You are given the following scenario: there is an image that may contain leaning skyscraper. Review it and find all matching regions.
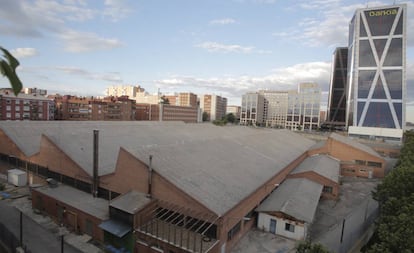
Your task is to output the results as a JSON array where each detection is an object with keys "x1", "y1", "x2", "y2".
[{"x1": 346, "y1": 4, "x2": 406, "y2": 140}]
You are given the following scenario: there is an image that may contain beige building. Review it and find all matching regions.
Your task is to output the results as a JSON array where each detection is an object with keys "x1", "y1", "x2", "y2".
[
  {"x1": 105, "y1": 85, "x2": 145, "y2": 98},
  {"x1": 199, "y1": 94, "x2": 227, "y2": 121},
  {"x1": 226, "y1": 105, "x2": 241, "y2": 120}
]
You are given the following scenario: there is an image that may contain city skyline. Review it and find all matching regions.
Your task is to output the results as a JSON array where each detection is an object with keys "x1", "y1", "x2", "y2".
[{"x1": 1, "y1": 0, "x2": 413, "y2": 122}]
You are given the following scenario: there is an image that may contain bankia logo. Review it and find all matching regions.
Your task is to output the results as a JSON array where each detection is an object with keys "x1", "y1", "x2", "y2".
[{"x1": 369, "y1": 8, "x2": 398, "y2": 17}]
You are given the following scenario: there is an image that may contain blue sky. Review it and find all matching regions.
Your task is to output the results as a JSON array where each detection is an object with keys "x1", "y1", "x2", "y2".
[{"x1": 1, "y1": 0, "x2": 414, "y2": 122}]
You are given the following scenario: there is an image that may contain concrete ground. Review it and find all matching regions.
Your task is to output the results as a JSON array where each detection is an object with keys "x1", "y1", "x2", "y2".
[{"x1": 231, "y1": 228, "x2": 296, "y2": 253}]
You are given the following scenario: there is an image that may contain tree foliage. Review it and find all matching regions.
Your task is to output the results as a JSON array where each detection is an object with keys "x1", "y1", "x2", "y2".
[
  {"x1": 225, "y1": 113, "x2": 236, "y2": 123},
  {"x1": 295, "y1": 240, "x2": 330, "y2": 253},
  {"x1": 366, "y1": 130, "x2": 414, "y2": 252},
  {"x1": 0, "y1": 47, "x2": 22, "y2": 96}
]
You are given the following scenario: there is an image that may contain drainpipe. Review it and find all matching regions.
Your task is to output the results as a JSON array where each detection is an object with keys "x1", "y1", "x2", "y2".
[
  {"x1": 148, "y1": 155, "x2": 153, "y2": 198},
  {"x1": 93, "y1": 130, "x2": 99, "y2": 198}
]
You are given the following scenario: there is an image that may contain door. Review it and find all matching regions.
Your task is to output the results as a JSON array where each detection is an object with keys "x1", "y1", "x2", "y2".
[{"x1": 270, "y1": 219, "x2": 277, "y2": 234}]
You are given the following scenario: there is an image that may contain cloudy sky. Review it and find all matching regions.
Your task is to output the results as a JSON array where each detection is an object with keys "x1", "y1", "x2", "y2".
[{"x1": 1, "y1": 0, "x2": 413, "y2": 121}]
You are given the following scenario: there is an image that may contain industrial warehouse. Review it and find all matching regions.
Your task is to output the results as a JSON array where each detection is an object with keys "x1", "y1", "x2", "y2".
[{"x1": 0, "y1": 121, "x2": 391, "y2": 253}]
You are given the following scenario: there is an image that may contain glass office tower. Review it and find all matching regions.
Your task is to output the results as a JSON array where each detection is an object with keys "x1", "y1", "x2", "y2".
[{"x1": 346, "y1": 4, "x2": 406, "y2": 140}]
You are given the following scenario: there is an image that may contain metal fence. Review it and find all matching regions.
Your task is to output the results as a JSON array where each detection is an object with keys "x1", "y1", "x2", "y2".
[{"x1": 314, "y1": 198, "x2": 379, "y2": 253}]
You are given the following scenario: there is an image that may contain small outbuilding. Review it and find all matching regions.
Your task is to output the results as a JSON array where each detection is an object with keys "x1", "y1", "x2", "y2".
[
  {"x1": 8, "y1": 168, "x2": 27, "y2": 187},
  {"x1": 256, "y1": 178, "x2": 322, "y2": 240}
]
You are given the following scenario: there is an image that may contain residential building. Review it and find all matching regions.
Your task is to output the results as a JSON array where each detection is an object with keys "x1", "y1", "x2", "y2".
[
  {"x1": 106, "y1": 85, "x2": 144, "y2": 98},
  {"x1": 0, "y1": 90, "x2": 54, "y2": 120},
  {"x1": 346, "y1": 4, "x2": 406, "y2": 140},
  {"x1": 199, "y1": 94, "x2": 227, "y2": 121},
  {"x1": 53, "y1": 95, "x2": 136, "y2": 121},
  {"x1": 22, "y1": 87, "x2": 48, "y2": 96},
  {"x1": 327, "y1": 47, "x2": 348, "y2": 128}
]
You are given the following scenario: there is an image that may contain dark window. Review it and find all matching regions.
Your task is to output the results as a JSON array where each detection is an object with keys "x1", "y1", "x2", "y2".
[
  {"x1": 394, "y1": 12, "x2": 403, "y2": 35},
  {"x1": 38, "y1": 166, "x2": 48, "y2": 177},
  {"x1": 227, "y1": 221, "x2": 241, "y2": 241},
  {"x1": 367, "y1": 161, "x2": 382, "y2": 168},
  {"x1": 357, "y1": 102, "x2": 365, "y2": 125},
  {"x1": 323, "y1": 186, "x2": 333, "y2": 193},
  {"x1": 363, "y1": 102, "x2": 395, "y2": 128},
  {"x1": 383, "y1": 38, "x2": 402, "y2": 66},
  {"x1": 372, "y1": 79, "x2": 387, "y2": 99},
  {"x1": 384, "y1": 70, "x2": 402, "y2": 99},
  {"x1": 285, "y1": 223, "x2": 295, "y2": 233},
  {"x1": 373, "y1": 39, "x2": 387, "y2": 60},
  {"x1": 358, "y1": 71, "x2": 376, "y2": 98},
  {"x1": 356, "y1": 160, "x2": 366, "y2": 165},
  {"x1": 393, "y1": 103, "x2": 403, "y2": 127},
  {"x1": 359, "y1": 40, "x2": 376, "y2": 67}
]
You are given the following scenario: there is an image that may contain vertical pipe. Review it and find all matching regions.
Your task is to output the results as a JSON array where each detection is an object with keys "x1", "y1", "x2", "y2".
[
  {"x1": 148, "y1": 155, "x2": 153, "y2": 198},
  {"x1": 61, "y1": 235, "x2": 64, "y2": 253},
  {"x1": 93, "y1": 130, "x2": 99, "y2": 198},
  {"x1": 19, "y1": 211, "x2": 23, "y2": 246}
]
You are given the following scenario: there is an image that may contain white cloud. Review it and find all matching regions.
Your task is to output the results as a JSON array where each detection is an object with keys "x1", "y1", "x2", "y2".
[
  {"x1": 209, "y1": 18, "x2": 236, "y2": 25},
  {"x1": 55, "y1": 66, "x2": 123, "y2": 82},
  {"x1": 10, "y1": 48, "x2": 37, "y2": 58},
  {"x1": 103, "y1": 0, "x2": 132, "y2": 22},
  {"x1": 196, "y1": 41, "x2": 254, "y2": 53},
  {"x1": 154, "y1": 61, "x2": 332, "y2": 100},
  {"x1": 59, "y1": 30, "x2": 123, "y2": 52}
]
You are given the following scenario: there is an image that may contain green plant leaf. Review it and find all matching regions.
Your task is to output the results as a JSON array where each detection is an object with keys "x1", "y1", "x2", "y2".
[{"x1": 0, "y1": 47, "x2": 23, "y2": 96}]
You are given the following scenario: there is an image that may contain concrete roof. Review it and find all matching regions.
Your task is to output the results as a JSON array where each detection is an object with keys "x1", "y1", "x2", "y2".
[
  {"x1": 329, "y1": 133, "x2": 382, "y2": 158},
  {"x1": 0, "y1": 121, "x2": 316, "y2": 216},
  {"x1": 291, "y1": 155, "x2": 340, "y2": 183},
  {"x1": 256, "y1": 178, "x2": 322, "y2": 223},
  {"x1": 34, "y1": 184, "x2": 109, "y2": 220},
  {"x1": 110, "y1": 191, "x2": 152, "y2": 214}
]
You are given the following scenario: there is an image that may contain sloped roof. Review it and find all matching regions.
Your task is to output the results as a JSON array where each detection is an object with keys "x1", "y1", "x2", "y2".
[
  {"x1": 291, "y1": 155, "x2": 340, "y2": 183},
  {"x1": 0, "y1": 121, "x2": 315, "y2": 216},
  {"x1": 256, "y1": 178, "x2": 322, "y2": 223},
  {"x1": 110, "y1": 191, "x2": 152, "y2": 214},
  {"x1": 35, "y1": 184, "x2": 109, "y2": 220},
  {"x1": 329, "y1": 133, "x2": 382, "y2": 158}
]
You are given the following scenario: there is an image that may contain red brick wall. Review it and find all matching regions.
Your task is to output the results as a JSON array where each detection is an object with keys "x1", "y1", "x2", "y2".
[{"x1": 287, "y1": 171, "x2": 339, "y2": 199}]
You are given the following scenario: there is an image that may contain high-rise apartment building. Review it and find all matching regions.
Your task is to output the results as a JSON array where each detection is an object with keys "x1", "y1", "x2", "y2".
[
  {"x1": 346, "y1": 4, "x2": 406, "y2": 140},
  {"x1": 327, "y1": 47, "x2": 348, "y2": 127},
  {"x1": 199, "y1": 94, "x2": 227, "y2": 121}
]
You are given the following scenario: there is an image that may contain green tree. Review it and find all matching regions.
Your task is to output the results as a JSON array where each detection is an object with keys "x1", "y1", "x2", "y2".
[
  {"x1": 1, "y1": 47, "x2": 22, "y2": 96},
  {"x1": 225, "y1": 113, "x2": 236, "y2": 123},
  {"x1": 366, "y1": 130, "x2": 414, "y2": 252},
  {"x1": 202, "y1": 112, "x2": 209, "y2": 122},
  {"x1": 295, "y1": 240, "x2": 330, "y2": 253}
]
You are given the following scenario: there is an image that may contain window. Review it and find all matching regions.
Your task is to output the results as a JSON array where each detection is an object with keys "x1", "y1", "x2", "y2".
[
  {"x1": 6, "y1": 105, "x2": 11, "y2": 111},
  {"x1": 227, "y1": 221, "x2": 241, "y2": 241},
  {"x1": 367, "y1": 161, "x2": 382, "y2": 168},
  {"x1": 6, "y1": 99, "x2": 11, "y2": 104},
  {"x1": 355, "y1": 160, "x2": 365, "y2": 165},
  {"x1": 323, "y1": 186, "x2": 333, "y2": 193},
  {"x1": 285, "y1": 223, "x2": 295, "y2": 233}
]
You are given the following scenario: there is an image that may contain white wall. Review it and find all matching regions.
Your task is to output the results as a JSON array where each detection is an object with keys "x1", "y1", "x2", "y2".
[{"x1": 257, "y1": 212, "x2": 306, "y2": 241}]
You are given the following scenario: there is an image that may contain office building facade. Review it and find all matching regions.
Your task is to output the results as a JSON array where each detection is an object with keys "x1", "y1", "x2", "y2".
[
  {"x1": 200, "y1": 95, "x2": 227, "y2": 121},
  {"x1": 327, "y1": 47, "x2": 348, "y2": 127},
  {"x1": 346, "y1": 4, "x2": 406, "y2": 140}
]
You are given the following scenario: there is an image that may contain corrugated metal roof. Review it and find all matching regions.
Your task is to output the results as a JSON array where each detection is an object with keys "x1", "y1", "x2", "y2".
[
  {"x1": 99, "y1": 219, "x2": 131, "y2": 238},
  {"x1": 256, "y1": 178, "x2": 322, "y2": 223},
  {"x1": 291, "y1": 155, "x2": 340, "y2": 183},
  {"x1": 34, "y1": 184, "x2": 109, "y2": 220},
  {"x1": 329, "y1": 133, "x2": 382, "y2": 158},
  {"x1": 0, "y1": 121, "x2": 316, "y2": 216},
  {"x1": 110, "y1": 191, "x2": 152, "y2": 214}
]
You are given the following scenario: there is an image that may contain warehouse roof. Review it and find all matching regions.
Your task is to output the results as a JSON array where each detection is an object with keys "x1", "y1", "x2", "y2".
[
  {"x1": 34, "y1": 184, "x2": 109, "y2": 220},
  {"x1": 256, "y1": 178, "x2": 322, "y2": 223},
  {"x1": 0, "y1": 121, "x2": 316, "y2": 216},
  {"x1": 291, "y1": 155, "x2": 340, "y2": 183},
  {"x1": 110, "y1": 191, "x2": 152, "y2": 214},
  {"x1": 329, "y1": 133, "x2": 382, "y2": 158}
]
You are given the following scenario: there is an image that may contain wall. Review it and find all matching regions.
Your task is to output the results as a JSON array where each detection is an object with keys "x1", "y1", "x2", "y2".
[
  {"x1": 287, "y1": 171, "x2": 339, "y2": 199},
  {"x1": 257, "y1": 212, "x2": 306, "y2": 240},
  {"x1": 31, "y1": 189, "x2": 105, "y2": 242}
]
